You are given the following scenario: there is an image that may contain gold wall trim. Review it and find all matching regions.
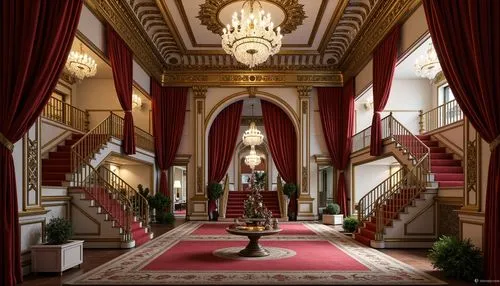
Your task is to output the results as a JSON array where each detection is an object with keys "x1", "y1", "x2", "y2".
[
  {"x1": 340, "y1": 0, "x2": 422, "y2": 80},
  {"x1": 164, "y1": 71, "x2": 342, "y2": 87},
  {"x1": 435, "y1": 196, "x2": 463, "y2": 206},
  {"x1": 42, "y1": 196, "x2": 72, "y2": 202},
  {"x1": 18, "y1": 209, "x2": 49, "y2": 217}
]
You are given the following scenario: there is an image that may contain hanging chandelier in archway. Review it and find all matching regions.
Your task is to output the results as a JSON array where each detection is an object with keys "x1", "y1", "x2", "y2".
[
  {"x1": 244, "y1": 145, "x2": 261, "y2": 169},
  {"x1": 242, "y1": 104, "x2": 264, "y2": 146}
]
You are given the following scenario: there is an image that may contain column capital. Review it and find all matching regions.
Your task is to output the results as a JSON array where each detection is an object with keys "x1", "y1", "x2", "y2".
[
  {"x1": 192, "y1": 86, "x2": 208, "y2": 98},
  {"x1": 296, "y1": 86, "x2": 312, "y2": 98}
]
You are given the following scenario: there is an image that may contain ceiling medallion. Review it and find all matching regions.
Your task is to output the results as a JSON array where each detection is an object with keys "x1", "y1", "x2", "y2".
[{"x1": 198, "y1": 0, "x2": 306, "y2": 35}]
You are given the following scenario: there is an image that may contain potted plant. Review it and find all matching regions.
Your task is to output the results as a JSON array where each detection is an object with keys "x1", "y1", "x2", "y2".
[
  {"x1": 322, "y1": 203, "x2": 343, "y2": 225},
  {"x1": 283, "y1": 183, "x2": 297, "y2": 221},
  {"x1": 148, "y1": 192, "x2": 173, "y2": 224},
  {"x1": 342, "y1": 216, "x2": 359, "y2": 234},
  {"x1": 207, "y1": 182, "x2": 223, "y2": 221},
  {"x1": 31, "y1": 217, "x2": 83, "y2": 274},
  {"x1": 428, "y1": 235, "x2": 483, "y2": 282}
]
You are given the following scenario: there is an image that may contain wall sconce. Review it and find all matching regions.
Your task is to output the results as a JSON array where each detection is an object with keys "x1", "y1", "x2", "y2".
[
  {"x1": 132, "y1": 93, "x2": 143, "y2": 110},
  {"x1": 363, "y1": 97, "x2": 374, "y2": 111}
]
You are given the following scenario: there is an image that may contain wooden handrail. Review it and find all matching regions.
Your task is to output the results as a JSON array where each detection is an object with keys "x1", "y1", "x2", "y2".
[
  {"x1": 42, "y1": 96, "x2": 88, "y2": 132},
  {"x1": 420, "y1": 99, "x2": 463, "y2": 133}
]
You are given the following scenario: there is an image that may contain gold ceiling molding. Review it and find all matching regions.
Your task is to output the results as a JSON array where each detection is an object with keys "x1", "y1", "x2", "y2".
[
  {"x1": 339, "y1": 0, "x2": 421, "y2": 79},
  {"x1": 163, "y1": 71, "x2": 342, "y2": 87},
  {"x1": 85, "y1": 0, "x2": 166, "y2": 82},
  {"x1": 197, "y1": 0, "x2": 306, "y2": 35},
  {"x1": 322, "y1": 0, "x2": 378, "y2": 65}
]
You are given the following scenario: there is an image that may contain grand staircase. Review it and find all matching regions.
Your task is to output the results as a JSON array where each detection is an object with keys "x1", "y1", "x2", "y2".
[
  {"x1": 417, "y1": 134, "x2": 464, "y2": 188},
  {"x1": 42, "y1": 113, "x2": 153, "y2": 248},
  {"x1": 353, "y1": 115, "x2": 440, "y2": 248},
  {"x1": 226, "y1": 191, "x2": 281, "y2": 218}
]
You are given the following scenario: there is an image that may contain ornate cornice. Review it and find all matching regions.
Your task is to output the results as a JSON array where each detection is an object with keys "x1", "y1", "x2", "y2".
[
  {"x1": 339, "y1": 0, "x2": 421, "y2": 79},
  {"x1": 192, "y1": 86, "x2": 208, "y2": 98},
  {"x1": 197, "y1": 0, "x2": 306, "y2": 35},
  {"x1": 85, "y1": 0, "x2": 168, "y2": 82},
  {"x1": 164, "y1": 71, "x2": 342, "y2": 87},
  {"x1": 297, "y1": 86, "x2": 312, "y2": 97}
]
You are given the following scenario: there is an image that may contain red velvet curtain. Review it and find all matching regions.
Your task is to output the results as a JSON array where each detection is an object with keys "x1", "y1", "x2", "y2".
[
  {"x1": 370, "y1": 26, "x2": 400, "y2": 156},
  {"x1": 208, "y1": 101, "x2": 243, "y2": 183},
  {"x1": 0, "y1": 1, "x2": 82, "y2": 284},
  {"x1": 151, "y1": 81, "x2": 188, "y2": 196},
  {"x1": 317, "y1": 79, "x2": 355, "y2": 216},
  {"x1": 261, "y1": 100, "x2": 297, "y2": 217},
  {"x1": 107, "y1": 26, "x2": 135, "y2": 155},
  {"x1": 423, "y1": 0, "x2": 500, "y2": 280}
]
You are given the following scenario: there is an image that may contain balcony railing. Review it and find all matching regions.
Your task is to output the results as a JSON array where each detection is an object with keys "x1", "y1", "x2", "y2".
[
  {"x1": 42, "y1": 96, "x2": 88, "y2": 132},
  {"x1": 352, "y1": 115, "x2": 391, "y2": 152},
  {"x1": 420, "y1": 99, "x2": 463, "y2": 133}
]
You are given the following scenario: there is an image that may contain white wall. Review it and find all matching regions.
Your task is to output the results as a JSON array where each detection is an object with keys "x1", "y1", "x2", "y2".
[
  {"x1": 355, "y1": 79, "x2": 432, "y2": 133},
  {"x1": 110, "y1": 164, "x2": 153, "y2": 191},
  {"x1": 353, "y1": 164, "x2": 391, "y2": 204}
]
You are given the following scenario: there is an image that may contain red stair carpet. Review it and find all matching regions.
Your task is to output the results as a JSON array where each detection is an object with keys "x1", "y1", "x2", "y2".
[
  {"x1": 226, "y1": 191, "x2": 281, "y2": 218},
  {"x1": 42, "y1": 133, "x2": 84, "y2": 186},
  {"x1": 417, "y1": 135, "x2": 464, "y2": 188},
  {"x1": 80, "y1": 187, "x2": 151, "y2": 247}
]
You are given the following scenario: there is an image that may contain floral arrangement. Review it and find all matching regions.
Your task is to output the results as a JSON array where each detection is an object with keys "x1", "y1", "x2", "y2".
[{"x1": 243, "y1": 172, "x2": 272, "y2": 228}]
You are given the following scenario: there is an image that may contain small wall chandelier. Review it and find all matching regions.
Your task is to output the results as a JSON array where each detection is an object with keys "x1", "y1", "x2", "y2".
[
  {"x1": 221, "y1": 0, "x2": 283, "y2": 68},
  {"x1": 414, "y1": 41, "x2": 442, "y2": 80},
  {"x1": 242, "y1": 104, "x2": 264, "y2": 146},
  {"x1": 65, "y1": 43, "x2": 97, "y2": 80},
  {"x1": 132, "y1": 93, "x2": 142, "y2": 109},
  {"x1": 244, "y1": 145, "x2": 261, "y2": 169}
]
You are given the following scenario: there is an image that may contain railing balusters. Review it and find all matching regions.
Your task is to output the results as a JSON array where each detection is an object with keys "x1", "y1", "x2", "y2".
[{"x1": 419, "y1": 99, "x2": 463, "y2": 133}]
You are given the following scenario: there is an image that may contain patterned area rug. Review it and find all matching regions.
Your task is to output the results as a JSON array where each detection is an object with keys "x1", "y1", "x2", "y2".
[{"x1": 65, "y1": 222, "x2": 445, "y2": 285}]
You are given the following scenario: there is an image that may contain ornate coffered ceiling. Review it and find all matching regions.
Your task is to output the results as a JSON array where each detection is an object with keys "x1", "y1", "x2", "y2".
[{"x1": 85, "y1": 0, "x2": 420, "y2": 86}]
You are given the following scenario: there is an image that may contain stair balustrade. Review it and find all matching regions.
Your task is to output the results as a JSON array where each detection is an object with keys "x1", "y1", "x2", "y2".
[
  {"x1": 42, "y1": 96, "x2": 88, "y2": 132},
  {"x1": 419, "y1": 99, "x2": 463, "y2": 133},
  {"x1": 356, "y1": 115, "x2": 430, "y2": 242},
  {"x1": 220, "y1": 175, "x2": 230, "y2": 218},
  {"x1": 276, "y1": 175, "x2": 287, "y2": 219},
  {"x1": 352, "y1": 115, "x2": 391, "y2": 152}
]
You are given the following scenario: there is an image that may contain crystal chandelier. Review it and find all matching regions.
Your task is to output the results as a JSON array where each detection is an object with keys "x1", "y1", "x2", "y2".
[
  {"x1": 132, "y1": 93, "x2": 142, "y2": 109},
  {"x1": 414, "y1": 41, "x2": 442, "y2": 80},
  {"x1": 221, "y1": 0, "x2": 283, "y2": 68},
  {"x1": 65, "y1": 44, "x2": 97, "y2": 80},
  {"x1": 244, "y1": 145, "x2": 261, "y2": 169},
  {"x1": 242, "y1": 104, "x2": 264, "y2": 146}
]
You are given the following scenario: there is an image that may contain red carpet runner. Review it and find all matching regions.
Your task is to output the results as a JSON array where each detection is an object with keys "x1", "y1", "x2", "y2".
[
  {"x1": 66, "y1": 222, "x2": 444, "y2": 285},
  {"x1": 226, "y1": 191, "x2": 281, "y2": 218}
]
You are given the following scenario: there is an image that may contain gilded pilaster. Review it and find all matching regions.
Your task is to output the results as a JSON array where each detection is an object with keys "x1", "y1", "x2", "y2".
[
  {"x1": 190, "y1": 86, "x2": 209, "y2": 220},
  {"x1": 296, "y1": 86, "x2": 315, "y2": 220},
  {"x1": 462, "y1": 118, "x2": 481, "y2": 211}
]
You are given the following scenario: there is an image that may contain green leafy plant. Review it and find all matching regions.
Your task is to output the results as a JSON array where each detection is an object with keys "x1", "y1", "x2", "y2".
[
  {"x1": 207, "y1": 182, "x2": 224, "y2": 201},
  {"x1": 428, "y1": 236, "x2": 483, "y2": 281},
  {"x1": 46, "y1": 217, "x2": 73, "y2": 245},
  {"x1": 254, "y1": 172, "x2": 267, "y2": 190},
  {"x1": 342, "y1": 216, "x2": 359, "y2": 233},
  {"x1": 156, "y1": 212, "x2": 175, "y2": 225},
  {"x1": 324, "y1": 203, "x2": 341, "y2": 215},
  {"x1": 137, "y1": 184, "x2": 150, "y2": 198},
  {"x1": 282, "y1": 183, "x2": 297, "y2": 197},
  {"x1": 148, "y1": 192, "x2": 170, "y2": 212}
]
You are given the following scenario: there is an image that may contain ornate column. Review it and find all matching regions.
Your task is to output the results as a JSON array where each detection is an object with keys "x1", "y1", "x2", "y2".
[
  {"x1": 190, "y1": 86, "x2": 209, "y2": 220},
  {"x1": 296, "y1": 86, "x2": 315, "y2": 220},
  {"x1": 458, "y1": 118, "x2": 484, "y2": 249}
]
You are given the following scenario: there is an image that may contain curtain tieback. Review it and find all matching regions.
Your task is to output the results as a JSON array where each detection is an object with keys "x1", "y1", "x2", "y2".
[
  {"x1": 0, "y1": 132, "x2": 14, "y2": 152},
  {"x1": 490, "y1": 134, "x2": 500, "y2": 152},
  {"x1": 125, "y1": 110, "x2": 132, "y2": 113},
  {"x1": 339, "y1": 170, "x2": 344, "y2": 173}
]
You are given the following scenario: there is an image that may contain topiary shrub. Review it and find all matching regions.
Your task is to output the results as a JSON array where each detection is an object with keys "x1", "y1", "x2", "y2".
[
  {"x1": 428, "y1": 236, "x2": 483, "y2": 282},
  {"x1": 342, "y1": 216, "x2": 359, "y2": 233},
  {"x1": 46, "y1": 217, "x2": 73, "y2": 245},
  {"x1": 324, "y1": 203, "x2": 341, "y2": 215},
  {"x1": 207, "y1": 182, "x2": 224, "y2": 201},
  {"x1": 282, "y1": 183, "x2": 297, "y2": 198},
  {"x1": 156, "y1": 212, "x2": 175, "y2": 225}
]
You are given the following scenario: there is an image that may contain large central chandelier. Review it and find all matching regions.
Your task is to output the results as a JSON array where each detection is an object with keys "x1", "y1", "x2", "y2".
[
  {"x1": 221, "y1": 0, "x2": 283, "y2": 68},
  {"x1": 242, "y1": 104, "x2": 264, "y2": 146},
  {"x1": 65, "y1": 44, "x2": 97, "y2": 80},
  {"x1": 244, "y1": 145, "x2": 261, "y2": 169},
  {"x1": 414, "y1": 41, "x2": 442, "y2": 80}
]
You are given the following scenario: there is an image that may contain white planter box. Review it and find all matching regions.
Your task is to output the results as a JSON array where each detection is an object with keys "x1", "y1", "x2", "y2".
[
  {"x1": 322, "y1": 214, "x2": 344, "y2": 225},
  {"x1": 31, "y1": 240, "x2": 83, "y2": 274}
]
